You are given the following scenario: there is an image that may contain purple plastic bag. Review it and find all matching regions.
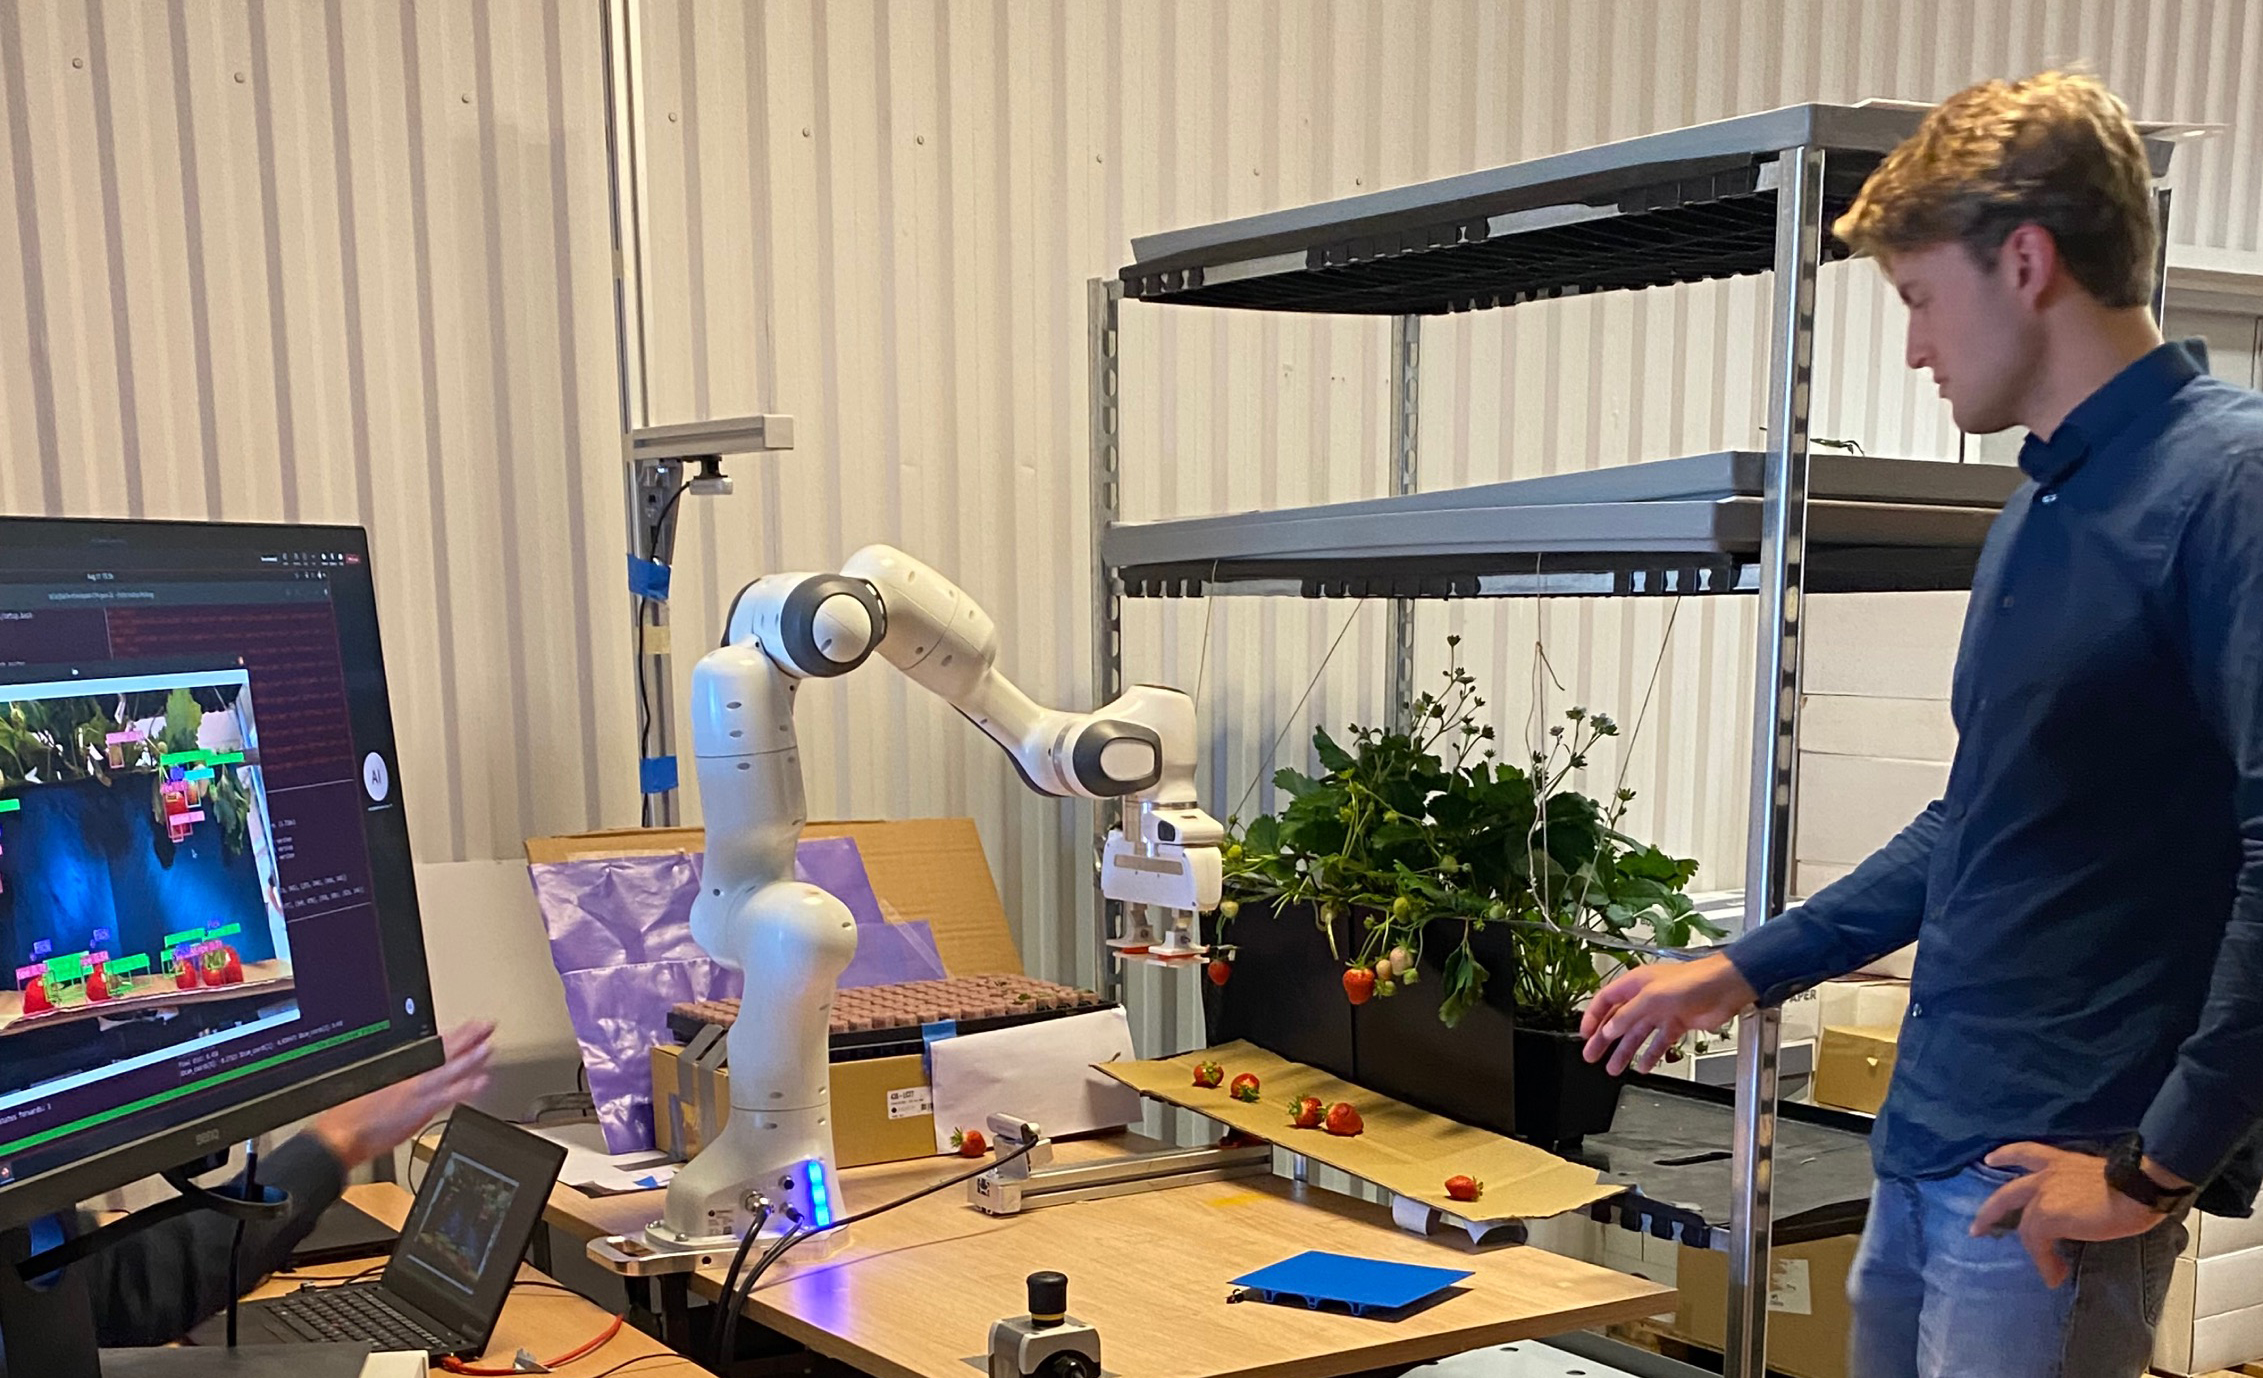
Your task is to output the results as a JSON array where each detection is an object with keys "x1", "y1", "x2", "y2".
[{"x1": 529, "y1": 836, "x2": 948, "y2": 1151}]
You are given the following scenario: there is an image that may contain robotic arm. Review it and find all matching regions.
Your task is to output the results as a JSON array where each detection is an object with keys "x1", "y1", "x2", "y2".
[{"x1": 653, "y1": 545, "x2": 1219, "y2": 1246}]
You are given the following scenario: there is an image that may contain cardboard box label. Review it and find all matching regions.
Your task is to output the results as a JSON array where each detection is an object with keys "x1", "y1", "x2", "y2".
[
  {"x1": 1770, "y1": 1257, "x2": 1814, "y2": 1316},
  {"x1": 887, "y1": 1086, "x2": 934, "y2": 1120}
]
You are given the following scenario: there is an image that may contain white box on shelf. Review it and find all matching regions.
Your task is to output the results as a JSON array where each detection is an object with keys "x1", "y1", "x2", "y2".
[
  {"x1": 2157, "y1": 1243, "x2": 2263, "y2": 1373},
  {"x1": 2188, "y1": 1210, "x2": 2263, "y2": 1261}
]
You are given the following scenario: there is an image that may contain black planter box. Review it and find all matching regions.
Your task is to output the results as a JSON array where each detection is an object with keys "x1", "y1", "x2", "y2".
[
  {"x1": 1350, "y1": 920, "x2": 1521, "y2": 1138},
  {"x1": 1205, "y1": 902, "x2": 1634, "y2": 1149},
  {"x1": 1201, "y1": 901, "x2": 1357, "y2": 1084},
  {"x1": 1513, "y1": 1025, "x2": 1628, "y2": 1153}
]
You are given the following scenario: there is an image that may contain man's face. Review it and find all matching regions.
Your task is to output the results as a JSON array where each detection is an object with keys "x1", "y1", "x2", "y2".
[{"x1": 1885, "y1": 239, "x2": 2043, "y2": 435}]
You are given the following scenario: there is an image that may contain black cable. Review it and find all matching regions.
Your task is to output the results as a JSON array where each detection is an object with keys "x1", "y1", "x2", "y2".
[
  {"x1": 583, "y1": 1355, "x2": 682, "y2": 1378},
  {"x1": 704, "y1": 1202, "x2": 772, "y2": 1367},
  {"x1": 224, "y1": 1141, "x2": 260, "y2": 1348},
  {"x1": 634, "y1": 479, "x2": 694, "y2": 828},
  {"x1": 711, "y1": 1140, "x2": 1039, "y2": 1366},
  {"x1": 407, "y1": 1115, "x2": 452, "y2": 1195}
]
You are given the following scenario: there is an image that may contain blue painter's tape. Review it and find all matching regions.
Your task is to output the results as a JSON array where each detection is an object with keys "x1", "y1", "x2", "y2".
[
  {"x1": 639, "y1": 755, "x2": 679, "y2": 794},
  {"x1": 921, "y1": 1019, "x2": 958, "y2": 1079},
  {"x1": 628, "y1": 554, "x2": 672, "y2": 601}
]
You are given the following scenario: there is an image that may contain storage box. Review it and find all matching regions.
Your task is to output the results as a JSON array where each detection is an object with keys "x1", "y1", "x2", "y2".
[
  {"x1": 2156, "y1": 1243, "x2": 2263, "y2": 1374},
  {"x1": 1816, "y1": 978, "x2": 1909, "y2": 1034},
  {"x1": 2187, "y1": 1211, "x2": 2263, "y2": 1262},
  {"x1": 652, "y1": 1042, "x2": 938, "y2": 1169},
  {"x1": 1814, "y1": 1025, "x2": 1900, "y2": 1116},
  {"x1": 1676, "y1": 1233, "x2": 1858, "y2": 1378}
]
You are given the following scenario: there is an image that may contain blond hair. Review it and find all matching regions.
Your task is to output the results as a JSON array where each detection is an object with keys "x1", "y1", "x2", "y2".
[{"x1": 1834, "y1": 71, "x2": 2158, "y2": 309}]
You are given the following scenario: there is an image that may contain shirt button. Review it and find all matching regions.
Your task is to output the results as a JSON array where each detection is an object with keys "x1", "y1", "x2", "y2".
[
  {"x1": 2000, "y1": 595, "x2": 2015, "y2": 610},
  {"x1": 2040, "y1": 492, "x2": 2059, "y2": 505},
  {"x1": 1909, "y1": 1002, "x2": 1922, "y2": 1018}
]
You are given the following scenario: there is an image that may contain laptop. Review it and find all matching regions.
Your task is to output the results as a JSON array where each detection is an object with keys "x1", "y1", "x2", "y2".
[{"x1": 206, "y1": 1107, "x2": 567, "y2": 1359}]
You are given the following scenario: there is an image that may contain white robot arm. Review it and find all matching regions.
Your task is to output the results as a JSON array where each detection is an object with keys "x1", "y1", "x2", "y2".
[{"x1": 653, "y1": 545, "x2": 1220, "y2": 1246}]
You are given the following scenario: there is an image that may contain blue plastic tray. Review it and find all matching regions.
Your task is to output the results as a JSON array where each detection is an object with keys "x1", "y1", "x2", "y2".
[{"x1": 1229, "y1": 1251, "x2": 1474, "y2": 1318}]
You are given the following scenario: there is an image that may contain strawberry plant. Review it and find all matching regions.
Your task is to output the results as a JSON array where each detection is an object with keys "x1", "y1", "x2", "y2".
[{"x1": 1217, "y1": 638, "x2": 1722, "y2": 1033}]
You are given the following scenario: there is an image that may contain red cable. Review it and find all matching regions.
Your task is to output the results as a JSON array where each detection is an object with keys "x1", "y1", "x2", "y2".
[{"x1": 439, "y1": 1311, "x2": 626, "y2": 1375}]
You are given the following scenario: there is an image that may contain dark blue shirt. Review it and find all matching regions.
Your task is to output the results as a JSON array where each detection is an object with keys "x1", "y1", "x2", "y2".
[{"x1": 1729, "y1": 340, "x2": 2263, "y2": 1208}]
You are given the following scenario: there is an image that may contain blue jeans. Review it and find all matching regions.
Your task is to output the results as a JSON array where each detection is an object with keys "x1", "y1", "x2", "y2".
[{"x1": 1848, "y1": 1163, "x2": 2186, "y2": 1378}]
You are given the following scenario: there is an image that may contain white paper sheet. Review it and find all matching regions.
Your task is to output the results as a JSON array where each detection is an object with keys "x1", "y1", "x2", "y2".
[
  {"x1": 927, "y1": 1007, "x2": 1144, "y2": 1152},
  {"x1": 532, "y1": 1120, "x2": 679, "y2": 1195}
]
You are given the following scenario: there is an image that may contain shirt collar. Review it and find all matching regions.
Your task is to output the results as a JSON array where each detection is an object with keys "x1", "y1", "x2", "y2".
[{"x1": 2017, "y1": 338, "x2": 2210, "y2": 486}]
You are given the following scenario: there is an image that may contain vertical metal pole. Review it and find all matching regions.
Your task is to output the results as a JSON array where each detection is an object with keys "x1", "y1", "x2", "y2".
[
  {"x1": 1386, "y1": 316, "x2": 1421, "y2": 733},
  {"x1": 2149, "y1": 186, "x2": 2173, "y2": 327},
  {"x1": 603, "y1": 0, "x2": 678, "y2": 824},
  {"x1": 1089, "y1": 277, "x2": 1127, "y2": 1000},
  {"x1": 1727, "y1": 143, "x2": 1824, "y2": 1378}
]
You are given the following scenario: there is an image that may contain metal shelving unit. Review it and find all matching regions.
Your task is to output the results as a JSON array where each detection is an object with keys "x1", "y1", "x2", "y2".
[{"x1": 1089, "y1": 101, "x2": 2181, "y2": 1378}]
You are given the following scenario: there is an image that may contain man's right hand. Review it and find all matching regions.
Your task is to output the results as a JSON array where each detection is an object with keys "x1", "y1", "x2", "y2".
[{"x1": 1580, "y1": 953, "x2": 1759, "y2": 1075}]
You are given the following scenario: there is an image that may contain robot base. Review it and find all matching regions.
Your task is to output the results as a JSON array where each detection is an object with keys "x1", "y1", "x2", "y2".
[{"x1": 586, "y1": 1219, "x2": 851, "y2": 1279}]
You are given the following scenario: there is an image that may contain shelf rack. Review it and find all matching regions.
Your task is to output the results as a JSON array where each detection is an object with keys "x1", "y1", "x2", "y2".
[{"x1": 1087, "y1": 101, "x2": 2181, "y2": 1378}]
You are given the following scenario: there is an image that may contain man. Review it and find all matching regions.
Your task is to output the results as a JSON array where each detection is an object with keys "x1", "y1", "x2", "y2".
[
  {"x1": 1, "y1": 1020, "x2": 495, "y2": 1367},
  {"x1": 1580, "y1": 72, "x2": 2263, "y2": 1378}
]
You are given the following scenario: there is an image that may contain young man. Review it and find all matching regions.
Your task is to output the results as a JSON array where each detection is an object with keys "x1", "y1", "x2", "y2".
[{"x1": 1580, "y1": 72, "x2": 2263, "y2": 1378}]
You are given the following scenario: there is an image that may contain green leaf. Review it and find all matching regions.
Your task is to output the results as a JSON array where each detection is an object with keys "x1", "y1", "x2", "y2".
[
  {"x1": 1273, "y1": 767, "x2": 1322, "y2": 799},
  {"x1": 1313, "y1": 727, "x2": 1356, "y2": 775}
]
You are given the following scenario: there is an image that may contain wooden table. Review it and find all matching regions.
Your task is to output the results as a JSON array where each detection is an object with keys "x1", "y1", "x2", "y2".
[
  {"x1": 470, "y1": 1134, "x2": 1671, "y2": 1378},
  {"x1": 249, "y1": 1183, "x2": 711, "y2": 1378}
]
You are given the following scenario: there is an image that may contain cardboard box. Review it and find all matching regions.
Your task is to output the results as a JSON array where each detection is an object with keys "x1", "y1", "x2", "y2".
[
  {"x1": 525, "y1": 816, "x2": 1025, "y2": 977},
  {"x1": 1794, "y1": 755, "x2": 1949, "y2": 868},
  {"x1": 652, "y1": 1042, "x2": 937, "y2": 1169},
  {"x1": 2189, "y1": 1211, "x2": 2263, "y2": 1262},
  {"x1": 1801, "y1": 592, "x2": 1964, "y2": 700},
  {"x1": 1814, "y1": 1025, "x2": 1900, "y2": 1116},
  {"x1": 529, "y1": 817, "x2": 1025, "y2": 1170},
  {"x1": 2157, "y1": 1244, "x2": 2263, "y2": 1374},
  {"x1": 1816, "y1": 979, "x2": 1909, "y2": 1035},
  {"x1": 1676, "y1": 1233, "x2": 1858, "y2": 1378}
]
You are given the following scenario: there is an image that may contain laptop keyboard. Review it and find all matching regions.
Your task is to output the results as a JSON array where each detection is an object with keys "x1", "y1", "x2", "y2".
[{"x1": 269, "y1": 1283, "x2": 461, "y2": 1355}]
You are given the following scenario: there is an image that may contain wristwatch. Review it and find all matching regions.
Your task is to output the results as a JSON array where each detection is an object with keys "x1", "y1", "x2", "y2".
[{"x1": 2106, "y1": 1134, "x2": 2197, "y2": 1214}]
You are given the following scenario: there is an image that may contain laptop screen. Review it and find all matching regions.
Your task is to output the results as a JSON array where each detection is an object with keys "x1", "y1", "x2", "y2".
[{"x1": 383, "y1": 1107, "x2": 566, "y2": 1339}]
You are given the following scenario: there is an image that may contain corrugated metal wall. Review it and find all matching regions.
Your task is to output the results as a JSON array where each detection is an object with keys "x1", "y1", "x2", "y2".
[
  {"x1": 5, "y1": 2, "x2": 2258, "y2": 1024},
  {"x1": 628, "y1": 0, "x2": 2263, "y2": 1046},
  {"x1": 0, "y1": 0, "x2": 633, "y2": 867}
]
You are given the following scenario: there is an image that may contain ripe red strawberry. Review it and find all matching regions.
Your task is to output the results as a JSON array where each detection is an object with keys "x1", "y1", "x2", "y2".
[
  {"x1": 1191, "y1": 1060, "x2": 1225, "y2": 1089},
  {"x1": 951, "y1": 1127, "x2": 987, "y2": 1158},
  {"x1": 1207, "y1": 958, "x2": 1232, "y2": 986},
  {"x1": 1342, "y1": 968, "x2": 1376, "y2": 1005},
  {"x1": 1288, "y1": 1096, "x2": 1324, "y2": 1130},
  {"x1": 1322, "y1": 1102, "x2": 1364, "y2": 1137},
  {"x1": 1228, "y1": 1073, "x2": 1261, "y2": 1104},
  {"x1": 21, "y1": 976, "x2": 50, "y2": 1015},
  {"x1": 1445, "y1": 1175, "x2": 1483, "y2": 1202}
]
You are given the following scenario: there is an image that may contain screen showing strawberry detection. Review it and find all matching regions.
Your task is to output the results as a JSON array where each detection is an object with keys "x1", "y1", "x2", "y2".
[{"x1": 0, "y1": 519, "x2": 436, "y2": 1197}]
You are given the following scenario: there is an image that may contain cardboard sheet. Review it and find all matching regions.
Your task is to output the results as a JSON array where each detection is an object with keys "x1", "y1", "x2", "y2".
[
  {"x1": 929, "y1": 1007, "x2": 1144, "y2": 1152},
  {"x1": 1098, "y1": 1040, "x2": 1624, "y2": 1222}
]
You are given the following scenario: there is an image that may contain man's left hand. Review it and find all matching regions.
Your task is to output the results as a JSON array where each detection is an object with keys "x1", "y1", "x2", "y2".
[{"x1": 1970, "y1": 1141, "x2": 2181, "y2": 1287}]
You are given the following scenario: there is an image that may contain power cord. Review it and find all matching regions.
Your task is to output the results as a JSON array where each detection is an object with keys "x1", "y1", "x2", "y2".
[
  {"x1": 635, "y1": 479, "x2": 693, "y2": 827},
  {"x1": 440, "y1": 1312, "x2": 625, "y2": 1374},
  {"x1": 710, "y1": 1138, "x2": 1039, "y2": 1367},
  {"x1": 223, "y1": 1140, "x2": 258, "y2": 1348}
]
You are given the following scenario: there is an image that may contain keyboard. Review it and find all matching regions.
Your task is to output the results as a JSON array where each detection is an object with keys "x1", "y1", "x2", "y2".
[{"x1": 267, "y1": 1283, "x2": 463, "y2": 1356}]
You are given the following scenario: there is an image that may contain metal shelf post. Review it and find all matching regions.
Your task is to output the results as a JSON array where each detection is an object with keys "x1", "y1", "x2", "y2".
[
  {"x1": 1387, "y1": 315, "x2": 1422, "y2": 733},
  {"x1": 1726, "y1": 142, "x2": 1826, "y2": 1378},
  {"x1": 1090, "y1": 276, "x2": 1127, "y2": 1001}
]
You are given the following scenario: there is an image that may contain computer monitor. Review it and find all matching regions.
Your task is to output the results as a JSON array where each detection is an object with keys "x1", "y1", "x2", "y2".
[{"x1": 0, "y1": 518, "x2": 442, "y2": 1230}]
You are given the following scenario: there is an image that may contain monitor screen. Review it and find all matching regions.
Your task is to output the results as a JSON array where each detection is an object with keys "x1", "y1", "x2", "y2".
[{"x1": 0, "y1": 518, "x2": 439, "y2": 1223}]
